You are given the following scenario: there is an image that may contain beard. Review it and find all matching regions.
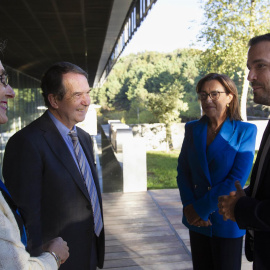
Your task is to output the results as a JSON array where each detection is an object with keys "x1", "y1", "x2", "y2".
[
  {"x1": 253, "y1": 91, "x2": 270, "y2": 105},
  {"x1": 251, "y1": 82, "x2": 270, "y2": 105}
]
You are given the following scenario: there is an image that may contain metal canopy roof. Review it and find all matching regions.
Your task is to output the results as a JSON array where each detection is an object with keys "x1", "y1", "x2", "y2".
[{"x1": 0, "y1": 0, "x2": 156, "y2": 87}]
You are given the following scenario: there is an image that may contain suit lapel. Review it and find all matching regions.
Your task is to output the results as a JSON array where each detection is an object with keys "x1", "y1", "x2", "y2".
[
  {"x1": 251, "y1": 120, "x2": 270, "y2": 194},
  {"x1": 39, "y1": 112, "x2": 91, "y2": 202},
  {"x1": 193, "y1": 117, "x2": 234, "y2": 185},
  {"x1": 207, "y1": 118, "x2": 234, "y2": 164},
  {"x1": 193, "y1": 117, "x2": 211, "y2": 184}
]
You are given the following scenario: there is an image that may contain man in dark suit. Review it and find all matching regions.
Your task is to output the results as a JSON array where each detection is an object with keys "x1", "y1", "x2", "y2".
[
  {"x1": 218, "y1": 33, "x2": 270, "y2": 270},
  {"x1": 3, "y1": 62, "x2": 104, "y2": 270}
]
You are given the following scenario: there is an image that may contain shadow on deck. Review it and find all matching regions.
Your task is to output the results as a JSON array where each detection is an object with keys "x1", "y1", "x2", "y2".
[{"x1": 102, "y1": 189, "x2": 252, "y2": 270}]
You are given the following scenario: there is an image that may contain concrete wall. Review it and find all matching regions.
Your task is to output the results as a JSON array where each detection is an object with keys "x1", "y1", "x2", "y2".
[
  {"x1": 130, "y1": 123, "x2": 184, "y2": 151},
  {"x1": 100, "y1": 126, "x2": 123, "y2": 193},
  {"x1": 130, "y1": 120, "x2": 268, "y2": 151},
  {"x1": 100, "y1": 124, "x2": 147, "y2": 193},
  {"x1": 123, "y1": 138, "x2": 147, "y2": 192},
  {"x1": 130, "y1": 123, "x2": 167, "y2": 151}
]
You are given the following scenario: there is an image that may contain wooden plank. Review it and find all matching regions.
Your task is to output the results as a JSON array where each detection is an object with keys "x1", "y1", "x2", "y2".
[
  {"x1": 105, "y1": 222, "x2": 168, "y2": 231},
  {"x1": 106, "y1": 225, "x2": 171, "y2": 235},
  {"x1": 105, "y1": 235, "x2": 180, "y2": 247},
  {"x1": 102, "y1": 189, "x2": 252, "y2": 270},
  {"x1": 104, "y1": 262, "x2": 193, "y2": 270},
  {"x1": 105, "y1": 246, "x2": 188, "y2": 260},
  {"x1": 105, "y1": 241, "x2": 182, "y2": 253},
  {"x1": 103, "y1": 254, "x2": 192, "y2": 269},
  {"x1": 105, "y1": 229, "x2": 175, "y2": 241}
]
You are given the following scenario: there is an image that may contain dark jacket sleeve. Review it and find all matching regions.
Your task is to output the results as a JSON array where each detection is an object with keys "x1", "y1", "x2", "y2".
[
  {"x1": 235, "y1": 196, "x2": 270, "y2": 231},
  {"x1": 3, "y1": 131, "x2": 44, "y2": 256}
]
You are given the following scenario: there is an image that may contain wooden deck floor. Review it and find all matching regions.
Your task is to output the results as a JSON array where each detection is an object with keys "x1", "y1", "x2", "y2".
[{"x1": 101, "y1": 189, "x2": 252, "y2": 270}]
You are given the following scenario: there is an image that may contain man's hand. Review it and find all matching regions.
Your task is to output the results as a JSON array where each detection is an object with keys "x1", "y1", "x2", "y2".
[
  {"x1": 43, "y1": 237, "x2": 69, "y2": 265},
  {"x1": 184, "y1": 204, "x2": 211, "y2": 227},
  {"x1": 218, "y1": 181, "x2": 246, "y2": 222}
]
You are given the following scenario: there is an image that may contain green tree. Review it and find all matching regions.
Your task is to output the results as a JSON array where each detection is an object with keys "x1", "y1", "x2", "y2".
[
  {"x1": 174, "y1": 49, "x2": 203, "y2": 121},
  {"x1": 148, "y1": 81, "x2": 188, "y2": 149},
  {"x1": 199, "y1": 0, "x2": 270, "y2": 120},
  {"x1": 92, "y1": 50, "x2": 204, "y2": 124}
]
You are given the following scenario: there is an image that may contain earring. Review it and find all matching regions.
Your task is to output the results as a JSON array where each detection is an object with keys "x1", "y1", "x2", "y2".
[{"x1": 227, "y1": 103, "x2": 230, "y2": 107}]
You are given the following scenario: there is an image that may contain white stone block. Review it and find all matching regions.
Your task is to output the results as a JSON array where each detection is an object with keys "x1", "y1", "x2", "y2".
[{"x1": 123, "y1": 138, "x2": 147, "y2": 192}]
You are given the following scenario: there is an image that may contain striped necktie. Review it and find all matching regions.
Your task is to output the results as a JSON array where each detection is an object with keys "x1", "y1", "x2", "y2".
[{"x1": 68, "y1": 130, "x2": 103, "y2": 236}]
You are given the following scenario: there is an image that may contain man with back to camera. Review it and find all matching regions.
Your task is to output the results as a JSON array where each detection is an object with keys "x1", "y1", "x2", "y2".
[
  {"x1": 3, "y1": 62, "x2": 104, "y2": 270},
  {"x1": 218, "y1": 33, "x2": 270, "y2": 270}
]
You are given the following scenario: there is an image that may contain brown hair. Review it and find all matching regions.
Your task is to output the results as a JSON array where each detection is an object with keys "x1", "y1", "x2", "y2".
[
  {"x1": 248, "y1": 33, "x2": 270, "y2": 47},
  {"x1": 41, "y1": 62, "x2": 88, "y2": 108},
  {"x1": 196, "y1": 73, "x2": 242, "y2": 121}
]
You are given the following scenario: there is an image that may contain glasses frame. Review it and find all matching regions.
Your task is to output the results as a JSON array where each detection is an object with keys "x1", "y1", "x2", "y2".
[
  {"x1": 0, "y1": 72, "x2": 9, "y2": 87},
  {"x1": 198, "y1": 91, "x2": 226, "y2": 101}
]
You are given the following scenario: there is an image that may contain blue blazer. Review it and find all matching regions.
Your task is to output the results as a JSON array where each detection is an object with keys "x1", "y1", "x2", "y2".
[{"x1": 177, "y1": 116, "x2": 257, "y2": 238}]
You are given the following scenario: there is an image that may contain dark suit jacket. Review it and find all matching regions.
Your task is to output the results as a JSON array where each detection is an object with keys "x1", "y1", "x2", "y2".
[
  {"x1": 235, "y1": 120, "x2": 270, "y2": 269},
  {"x1": 3, "y1": 111, "x2": 105, "y2": 270}
]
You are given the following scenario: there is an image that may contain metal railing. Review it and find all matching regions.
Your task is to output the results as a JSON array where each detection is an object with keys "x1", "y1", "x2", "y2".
[{"x1": 99, "y1": 0, "x2": 157, "y2": 86}]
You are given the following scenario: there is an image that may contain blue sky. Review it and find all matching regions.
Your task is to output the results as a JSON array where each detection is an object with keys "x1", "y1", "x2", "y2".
[{"x1": 122, "y1": 0, "x2": 204, "y2": 56}]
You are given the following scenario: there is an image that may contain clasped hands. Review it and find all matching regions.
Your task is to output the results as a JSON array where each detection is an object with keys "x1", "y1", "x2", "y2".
[
  {"x1": 218, "y1": 180, "x2": 246, "y2": 221},
  {"x1": 184, "y1": 204, "x2": 212, "y2": 227},
  {"x1": 185, "y1": 181, "x2": 245, "y2": 226}
]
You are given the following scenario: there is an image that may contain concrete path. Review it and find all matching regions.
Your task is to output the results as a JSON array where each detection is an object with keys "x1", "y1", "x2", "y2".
[{"x1": 102, "y1": 189, "x2": 252, "y2": 270}]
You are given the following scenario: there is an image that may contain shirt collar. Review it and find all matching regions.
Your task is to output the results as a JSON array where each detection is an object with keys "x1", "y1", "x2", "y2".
[{"x1": 48, "y1": 110, "x2": 77, "y2": 136}]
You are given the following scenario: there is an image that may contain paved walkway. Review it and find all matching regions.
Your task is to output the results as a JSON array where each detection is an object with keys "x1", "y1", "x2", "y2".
[{"x1": 102, "y1": 189, "x2": 252, "y2": 270}]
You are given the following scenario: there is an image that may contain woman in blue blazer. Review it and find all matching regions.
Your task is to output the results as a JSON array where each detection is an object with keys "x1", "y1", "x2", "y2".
[{"x1": 177, "y1": 73, "x2": 257, "y2": 270}]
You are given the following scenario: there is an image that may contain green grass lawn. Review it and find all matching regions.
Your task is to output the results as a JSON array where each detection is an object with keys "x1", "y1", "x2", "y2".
[
  {"x1": 147, "y1": 150, "x2": 258, "y2": 189},
  {"x1": 147, "y1": 150, "x2": 179, "y2": 189}
]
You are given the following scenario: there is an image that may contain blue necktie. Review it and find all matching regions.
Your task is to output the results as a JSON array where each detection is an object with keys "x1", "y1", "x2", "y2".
[{"x1": 68, "y1": 131, "x2": 103, "y2": 236}]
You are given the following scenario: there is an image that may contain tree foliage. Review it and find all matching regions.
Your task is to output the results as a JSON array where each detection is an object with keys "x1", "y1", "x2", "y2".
[
  {"x1": 198, "y1": 0, "x2": 270, "y2": 120},
  {"x1": 92, "y1": 49, "x2": 204, "y2": 125},
  {"x1": 148, "y1": 82, "x2": 188, "y2": 124}
]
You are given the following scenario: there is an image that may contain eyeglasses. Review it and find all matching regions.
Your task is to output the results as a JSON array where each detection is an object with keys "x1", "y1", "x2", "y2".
[
  {"x1": 197, "y1": 91, "x2": 226, "y2": 101},
  {"x1": 0, "y1": 72, "x2": 9, "y2": 87}
]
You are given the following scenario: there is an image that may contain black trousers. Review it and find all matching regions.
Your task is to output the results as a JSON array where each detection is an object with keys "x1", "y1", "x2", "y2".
[{"x1": 189, "y1": 230, "x2": 243, "y2": 270}]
